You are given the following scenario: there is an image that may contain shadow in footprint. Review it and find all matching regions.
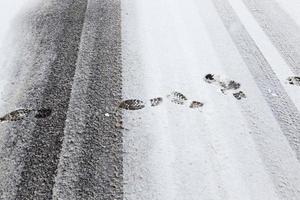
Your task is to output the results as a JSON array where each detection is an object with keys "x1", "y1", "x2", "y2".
[{"x1": 287, "y1": 76, "x2": 300, "y2": 86}]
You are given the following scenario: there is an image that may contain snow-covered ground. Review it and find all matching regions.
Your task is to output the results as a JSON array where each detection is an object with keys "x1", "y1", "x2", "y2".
[
  {"x1": 0, "y1": 0, "x2": 39, "y2": 113},
  {"x1": 122, "y1": 0, "x2": 300, "y2": 199},
  {"x1": 0, "y1": 1, "x2": 28, "y2": 44},
  {"x1": 0, "y1": 0, "x2": 300, "y2": 199}
]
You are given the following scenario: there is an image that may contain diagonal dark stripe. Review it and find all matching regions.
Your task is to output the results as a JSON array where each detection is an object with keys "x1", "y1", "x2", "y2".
[
  {"x1": 15, "y1": 1, "x2": 89, "y2": 199},
  {"x1": 52, "y1": 0, "x2": 123, "y2": 199},
  {"x1": 0, "y1": 0, "x2": 88, "y2": 199},
  {"x1": 212, "y1": 0, "x2": 300, "y2": 162}
]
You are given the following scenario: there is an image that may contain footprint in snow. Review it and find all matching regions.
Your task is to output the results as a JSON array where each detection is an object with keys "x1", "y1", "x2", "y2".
[
  {"x1": 189, "y1": 101, "x2": 204, "y2": 108},
  {"x1": 150, "y1": 97, "x2": 164, "y2": 107},
  {"x1": 204, "y1": 73, "x2": 246, "y2": 100},
  {"x1": 0, "y1": 108, "x2": 52, "y2": 123},
  {"x1": 118, "y1": 99, "x2": 145, "y2": 110},
  {"x1": 166, "y1": 91, "x2": 204, "y2": 109},
  {"x1": 233, "y1": 91, "x2": 246, "y2": 100},
  {"x1": 287, "y1": 76, "x2": 300, "y2": 86},
  {"x1": 116, "y1": 93, "x2": 204, "y2": 129},
  {"x1": 166, "y1": 91, "x2": 188, "y2": 105},
  {"x1": 0, "y1": 109, "x2": 32, "y2": 122},
  {"x1": 118, "y1": 92, "x2": 204, "y2": 111}
]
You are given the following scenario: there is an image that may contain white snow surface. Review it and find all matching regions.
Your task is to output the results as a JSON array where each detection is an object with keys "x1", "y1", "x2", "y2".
[
  {"x1": 275, "y1": 0, "x2": 300, "y2": 27},
  {"x1": 0, "y1": 0, "x2": 38, "y2": 112},
  {"x1": 122, "y1": 0, "x2": 300, "y2": 199}
]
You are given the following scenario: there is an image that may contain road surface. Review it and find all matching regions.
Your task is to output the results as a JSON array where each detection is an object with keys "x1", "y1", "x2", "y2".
[{"x1": 0, "y1": 0, "x2": 300, "y2": 199}]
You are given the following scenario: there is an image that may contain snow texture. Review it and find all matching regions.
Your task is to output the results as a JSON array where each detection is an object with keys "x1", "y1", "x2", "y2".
[{"x1": 1, "y1": 0, "x2": 300, "y2": 199}]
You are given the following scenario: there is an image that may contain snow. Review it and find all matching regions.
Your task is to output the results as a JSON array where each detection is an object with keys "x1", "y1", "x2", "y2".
[
  {"x1": 1, "y1": 0, "x2": 300, "y2": 199},
  {"x1": 0, "y1": 0, "x2": 39, "y2": 113},
  {"x1": 122, "y1": 0, "x2": 300, "y2": 199},
  {"x1": 275, "y1": 0, "x2": 300, "y2": 27},
  {"x1": 228, "y1": 0, "x2": 300, "y2": 111},
  {"x1": 0, "y1": 0, "x2": 38, "y2": 48}
]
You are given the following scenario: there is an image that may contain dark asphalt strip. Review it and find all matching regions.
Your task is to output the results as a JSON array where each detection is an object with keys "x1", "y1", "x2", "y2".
[
  {"x1": 242, "y1": 0, "x2": 300, "y2": 75},
  {"x1": 52, "y1": 0, "x2": 123, "y2": 199},
  {"x1": 15, "y1": 1, "x2": 89, "y2": 199},
  {"x1": 0, "y1": 0, "x2": 88, "y2": 199},
  {"x1": 212, "y1": 0, "x2": 300, "y2": 161}
]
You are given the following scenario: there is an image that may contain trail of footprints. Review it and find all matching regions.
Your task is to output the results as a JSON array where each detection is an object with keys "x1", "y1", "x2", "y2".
[
  {"x1": 1, "y1": 75, "x2": 299, "y2": 124},
  {"x1": 204, "y1": 74, "x2": 246, "y2": 100},
  {"x1": 115, "y1": 92, "x2": 203, "y2": 129},
  {"x1": 116, "y1": 73, "x2": 300, "y2": 128},
  {"x1": 118, "y1": 92, "x2": 204, "y2": 111},
  {"x1": 117, "y1": 73, "x2": 246, "y2": 112}
]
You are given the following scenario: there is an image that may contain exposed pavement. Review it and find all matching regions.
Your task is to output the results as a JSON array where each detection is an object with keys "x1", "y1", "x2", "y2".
[{"x1": 0, "y1": 0, "x2": 122, "y2": 199}]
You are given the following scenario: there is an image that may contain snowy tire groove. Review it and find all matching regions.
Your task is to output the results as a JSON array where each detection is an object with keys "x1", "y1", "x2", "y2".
[
  {"x1": 208, "y1": 0, "x2": 300, "y2": 198},
  {"x1": 242, "y1": 0, "x2": 300, "y2": 75},
  {"x1": 213, "y1": 0, "x2": 300, "y2": 162}
]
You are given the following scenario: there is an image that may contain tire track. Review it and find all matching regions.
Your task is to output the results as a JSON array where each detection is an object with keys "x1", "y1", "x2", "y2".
[
  {"x1": 0, "y1": 1, "x2": 88, "y2": 199},
  {"x1": 242, "y1": 0, "x2": 300, "y2": 75},
  {"x1": 212, "y1": 0, "x2": 300, "y2": 163},
  {"x1": 198, "y1": 1, "x2": 300, "y2": 198},
  {"x1": 52, "y1": 0, "x2": 122, "y2": 199}
]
